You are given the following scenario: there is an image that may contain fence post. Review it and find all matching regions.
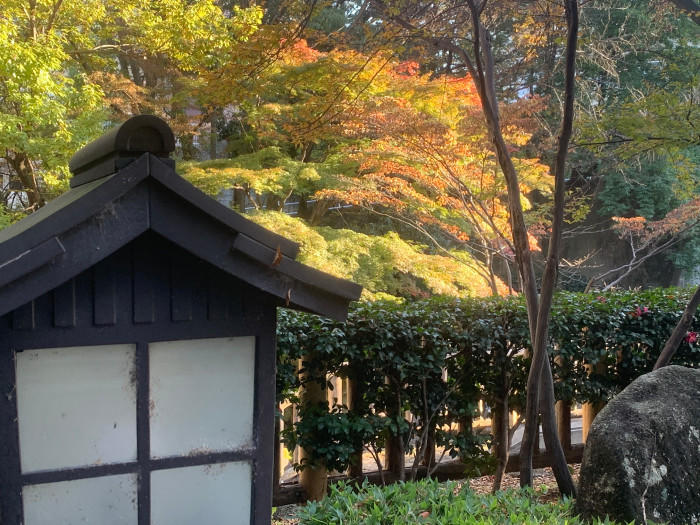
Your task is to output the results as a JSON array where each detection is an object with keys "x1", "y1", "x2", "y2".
[
  {"x1": 347, "y1": 376, "x2": 364, "y2": 478},
  {"x1": 273, "y1": 409, "x2": 281, "y2": 497},
  {"x1": 551, "y1": 353, "x2": 572, "y2": 451},
  {"x1": 385, "y1": 433, "x2": 405, "y2": 479},
  {"x1": 421, "y1": 429, "x2": 436, "y2": 469},
  {"x1": 458, "y1": 414, "x2": 473, "y2": 463},
  {"x1": 384, "y1": 376, "x2": 405, "y2": 481},
  {"x1": 582, "y1": 361, "x2": 606, "y2": 442},
  {"x1": 555, "y1": 400, "x2": 572, "y2": 451},
  {"x1": 298, "y1": 358, "x2": 328, "y2": 501}
]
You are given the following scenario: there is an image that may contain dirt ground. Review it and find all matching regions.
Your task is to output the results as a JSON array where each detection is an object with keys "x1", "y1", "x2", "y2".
[{"x1": 272, "y1": 464, "x2": 581, "y2": 523}]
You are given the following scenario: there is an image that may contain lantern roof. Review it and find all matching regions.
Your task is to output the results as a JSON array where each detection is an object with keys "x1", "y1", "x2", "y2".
[{"x1": 0, "y1": 116, "x2": 362, "y2": 321}]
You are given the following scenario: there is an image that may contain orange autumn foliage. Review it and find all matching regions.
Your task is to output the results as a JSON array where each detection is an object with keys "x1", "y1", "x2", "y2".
[{"x1": 311, "y1": 59, "x2": 551, "y2": 289}]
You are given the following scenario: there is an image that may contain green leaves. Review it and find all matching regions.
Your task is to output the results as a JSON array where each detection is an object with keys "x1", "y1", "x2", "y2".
[
  {"x1": 0, "y1": 9, "x2": 105, "y2": 208},
  {"x1": 277, "y1": 289, "x2": 700, "y2": 472},
  {"x1": 296, "y1": 479, "x2": 623, "y2": 524},
  {"x1": 178, "y1": 147, "x2": 345, "y2": 203},
  {"x1": 116, "y1": 1, "x2": 263, "y2": 72},
  {"x1": 241, "y1": 212, "x2": 496, "y2": 299},
  {"x1": 0, "y1": 0, "x2": 265, "y2": 215}
]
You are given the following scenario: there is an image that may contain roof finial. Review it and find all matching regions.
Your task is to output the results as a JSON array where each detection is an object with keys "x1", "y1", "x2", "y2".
[{"x1": 69, "y1": 115, "x2": 175, "y2": 188}]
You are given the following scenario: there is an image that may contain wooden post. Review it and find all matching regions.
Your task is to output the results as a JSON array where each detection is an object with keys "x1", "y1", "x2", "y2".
[
  {"x1": 384, "y1": 376, "x2": 405, "y2": 481},
  {"x1": 510, "y1": 410, "x2": 519, "y2": 427},
  {"x1": 582, "y1": 360, "x2": 607, "y2": 442},
  {"x1": 273, "y1": 408, "x2": 281, "y2": 497},
  {"x1": 533, "y1": 416, "x2": 542, "y2": 455},
  {"x1": 458, "y1": 414, "x2": 473, "y2": 463},
  {"x1": 279, "y1": 404, "x2": 294, "y2": 482},
  {"x1": 553, "y1": 354, "x2": 571, "y2": 450},
  {"x1": 347, "y1": 376, "x2": 364, "y2": 478},
  {"x1": 582, "y1": 400, "x2": 605, "y2": 443},
  {"x1": 385, "y1": 433, "x2": 405, "y2": 479},
  {"x1": 233, "y1": 188, "x2": 246, "y2": 212},
  {"x1": 422, "y1": 428, "x2": 436, "y2": 469},
  {"x1": 555, "y1": 400, "x2": 571, "y2": 451},
  {"x1": 292, "y1": 402, "x2": 300, "y2": 466},
  {"x1": 298, "y1": 358, "x2": 328, "y2": 501}
]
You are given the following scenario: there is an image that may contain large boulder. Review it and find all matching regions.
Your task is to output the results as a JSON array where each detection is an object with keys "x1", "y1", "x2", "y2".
[{"x1": 576, "y1": 365, "x2": 700, "y2": 524}]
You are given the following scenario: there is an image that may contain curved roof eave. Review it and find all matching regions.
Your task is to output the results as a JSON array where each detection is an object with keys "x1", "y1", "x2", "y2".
[{"x1": 0, "y1": 154, "x2": 361, "y2": 321}]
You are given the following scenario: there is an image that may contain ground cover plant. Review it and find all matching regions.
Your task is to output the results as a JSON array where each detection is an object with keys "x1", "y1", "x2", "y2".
[{"x1": 294, "y1": 479, "x2": 631, "y2": 525}]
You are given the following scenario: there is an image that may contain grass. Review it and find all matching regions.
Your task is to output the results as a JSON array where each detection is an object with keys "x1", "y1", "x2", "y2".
[{"x1": 285, "y1": 479, "x2": 632, "y2": 525}]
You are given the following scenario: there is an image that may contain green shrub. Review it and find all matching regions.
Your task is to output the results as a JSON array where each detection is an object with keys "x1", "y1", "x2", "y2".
[
  {"x1": 277, "y1": 289, "x2": 700, "y2": 473},
  {"x1": 297, "y1": 479, "x2": 630, "y2": 524}
]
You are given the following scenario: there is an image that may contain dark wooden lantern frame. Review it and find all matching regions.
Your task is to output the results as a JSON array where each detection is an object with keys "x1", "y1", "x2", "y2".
[{"x1": 0, "y1": 116, "x2": 361, "y2": 524}]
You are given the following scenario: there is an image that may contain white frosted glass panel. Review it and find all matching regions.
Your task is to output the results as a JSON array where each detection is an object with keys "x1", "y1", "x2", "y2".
[
  {"x1": 16, "y1": 345, "x2": 137, "y2": 473},
  {"x1": 23, "y1": 473, "x2": 138, "y2": 525},
  {"x1": 151, "y1": 462, "x2": 251, "y2": 525},
  {"x1": 149, "y1": 337, "x2": 255, "y2": 458}
]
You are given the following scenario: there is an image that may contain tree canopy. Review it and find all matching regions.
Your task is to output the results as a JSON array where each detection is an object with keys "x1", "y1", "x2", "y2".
[{"x1": 1, "y1": 0, "x2": 698, "y2": 298}]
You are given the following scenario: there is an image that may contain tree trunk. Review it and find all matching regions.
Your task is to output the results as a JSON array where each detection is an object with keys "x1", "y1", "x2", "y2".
[
  {"x1": 421, "y1": 427, "x2": 436, "y2": 471},
  {"x1": 208, "y1": 114, "x2": 219, "y2": 160},
  {"x1": 297, "y1": 194, "x2": 310, "y2": 221},
  {"x1": 309, "y1": 198, "x2": 330, "y2": 226},
  {"x1": 385, "y1": 385, "x2": 406, "y2": 481},
  {"x1": 538, "y1": 358, "x2": 576, "y2": 495},
  {"x1": 486, "y1": 251, "x2": 500, "y2": 296},
  {"x1": 379, "y1": 0, "x2": 579, "y2": 496},
  {"x1": 491, "y1": 394, "x2": 510, "y2": 492},
  {"x1": 517, "y1": 1, "x2": 578, "y2": 496},
  {"x1": 654, "y1": 284, "x2": 700, "y2": 369},
  {"x1": 9, "y1": 153, "x2": 44, "y2": 210},
  {"x1": 385, "y1": 433, "x2": 405, "y2": 481},
  {"x1": 458, "y1": 414, "x2": 474, "y2": 462}
]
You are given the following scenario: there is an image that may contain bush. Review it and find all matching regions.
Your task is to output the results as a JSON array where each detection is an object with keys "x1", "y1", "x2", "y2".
[
  {"x1": 277, "y1": 288, "x2": 700, "y2": 473},
  {"x1": 297, "y1": 479, "x2": 629, "y2": 524}
]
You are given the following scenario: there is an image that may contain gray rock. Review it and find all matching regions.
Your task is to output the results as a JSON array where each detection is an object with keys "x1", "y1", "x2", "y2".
[{"x1": 576, "y1": 365, "x2": 700, "y2": 525}]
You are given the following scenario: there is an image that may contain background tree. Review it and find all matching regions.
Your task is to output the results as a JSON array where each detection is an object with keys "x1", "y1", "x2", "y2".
[
  {"x1": 364, "y1": 0, "x2": 579, "y2": 494},
  {"x1": 1, "y1": 0, "x2": 264, "y2": 220},
  {"x1": 318, "y1": 64, "x2": 550, "y2": 295},
  {"x1": 563, "y1": 0, "x2": 699, "y2": 289}
]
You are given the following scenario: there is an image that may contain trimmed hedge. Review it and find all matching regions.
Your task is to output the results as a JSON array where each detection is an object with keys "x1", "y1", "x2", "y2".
[{"x1": 277, "y1": 288, "x2": 700, "y2": 472}]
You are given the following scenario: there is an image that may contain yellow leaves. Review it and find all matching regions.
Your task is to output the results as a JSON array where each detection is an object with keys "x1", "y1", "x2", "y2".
[
  {"x1": 503, "y1": 124, "x2": 532, "y2": 147},
  {"x1": 180, "y1": 161, "x2": 284, "y2": 197},
  {"x1": 246, "y1": 212, "x2": 503, "y2": 298},
  {"x1": 117, "y1": 0, "x2": 263, "y2": 72}
]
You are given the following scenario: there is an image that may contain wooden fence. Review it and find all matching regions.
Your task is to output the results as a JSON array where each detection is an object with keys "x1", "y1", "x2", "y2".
[{"x1": 272, "y1": 375, "x2": 598, "y2": 505}]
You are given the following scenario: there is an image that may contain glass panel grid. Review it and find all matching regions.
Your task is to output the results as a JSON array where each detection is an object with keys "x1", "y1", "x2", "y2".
[{"x1": 16, "y1": 338, "x2": 256, "y2": 525}]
